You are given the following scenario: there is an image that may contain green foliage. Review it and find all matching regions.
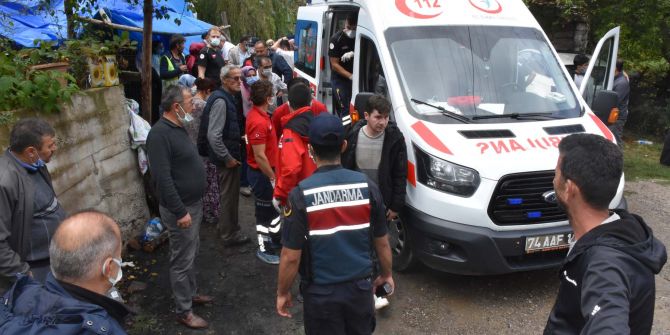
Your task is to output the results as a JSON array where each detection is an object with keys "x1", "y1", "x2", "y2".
[
  {"x1": 0, "y1": 40, "x2": 78, "y2": 115},
  {"x1": 623, "y1": 140, "x2": 670, "y2": 182},
  {"x1": 526, "y1": 0, "x2": 670, "y2": 137},
  {"x1": 195, "y1": 0, "x2": 305, "y2": 42}
]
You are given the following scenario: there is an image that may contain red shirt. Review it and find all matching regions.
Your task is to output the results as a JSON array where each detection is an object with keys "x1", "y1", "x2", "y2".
[
  {"x1": 271, "y1": 99, "x2": 327, "y2": 141},
  {"x1": 245, "y1": 106, "x2": 278, "y2": 169}
]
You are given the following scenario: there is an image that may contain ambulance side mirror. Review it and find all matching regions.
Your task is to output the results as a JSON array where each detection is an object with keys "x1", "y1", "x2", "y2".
[{"x1": 591, "y1": 90, "x2": 619, "y2": 125}]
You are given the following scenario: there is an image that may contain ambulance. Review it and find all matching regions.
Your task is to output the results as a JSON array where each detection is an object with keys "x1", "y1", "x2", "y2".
[{"x1": 293, "y1": 0, "x2": 624, "y2": 275}]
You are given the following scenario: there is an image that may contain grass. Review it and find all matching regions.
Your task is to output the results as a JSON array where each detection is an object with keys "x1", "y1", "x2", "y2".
[{"x1": 623, "y1": 139, "x2": 670, "y2": 182}]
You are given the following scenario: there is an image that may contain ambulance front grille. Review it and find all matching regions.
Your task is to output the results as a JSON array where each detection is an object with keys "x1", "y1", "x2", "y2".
[{"x1": 488, "y1": 171, "x2": 567, "y2": 225}]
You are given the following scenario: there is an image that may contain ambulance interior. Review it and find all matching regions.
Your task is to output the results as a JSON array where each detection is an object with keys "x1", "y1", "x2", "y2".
[{"x1": 387, "y1": 26, "x2": 583, "y2": 123}]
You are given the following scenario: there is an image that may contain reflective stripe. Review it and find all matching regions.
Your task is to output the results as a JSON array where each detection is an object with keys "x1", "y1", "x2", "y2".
[
  {"x1": 270, "y1": 216, "x2": 281, "y2": 227},
  {"x1": 309, "y1": 222, "x2": 370, "y2": 236},
  {"x1": 342, "y1": 115, "x2": 352, "y2": 126},
  {"x1": 256, "y1": 223, "x2": 281, "y2": 234},
  {"x1": 306, "y1": 199, "x2": 369, "y2": 213},
  {"x1": 303, "y1": 182, "x2": 368, "y2": 195}
]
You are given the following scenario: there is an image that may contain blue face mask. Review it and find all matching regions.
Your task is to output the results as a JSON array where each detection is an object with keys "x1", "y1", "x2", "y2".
[
  {"x1": 27, "y1": 152, "x2": 45, "y2": 171},
  {"x1": 246, "y1": 75, "x2": 259, "y2": 86}
]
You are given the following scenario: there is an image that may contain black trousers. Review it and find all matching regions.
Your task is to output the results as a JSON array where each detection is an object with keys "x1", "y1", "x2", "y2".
[{"x1": 302, "y1": 278, "x2": 376, "y2": 335}]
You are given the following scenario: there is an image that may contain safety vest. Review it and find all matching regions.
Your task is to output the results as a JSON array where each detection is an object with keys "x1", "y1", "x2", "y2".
[
  {"x1": 161, "y1": 54, "x2": 182, "y2": 92},
  {"x1": 299, "y1": 166, "x2": 373, "y2": 285}
]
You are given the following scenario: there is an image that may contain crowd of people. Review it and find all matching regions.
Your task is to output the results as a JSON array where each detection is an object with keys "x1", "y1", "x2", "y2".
[{"x1": 0, "y1": 23, "x2": 667, "y2": 335}]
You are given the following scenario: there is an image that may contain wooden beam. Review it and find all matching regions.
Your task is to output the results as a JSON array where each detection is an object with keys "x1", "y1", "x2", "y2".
[
  {"x1": 141, "y1": 0, "x2": 153, "y2": 123},
  {"x1": 75, "y1": 17, "x2": 144, "y2": 32}
]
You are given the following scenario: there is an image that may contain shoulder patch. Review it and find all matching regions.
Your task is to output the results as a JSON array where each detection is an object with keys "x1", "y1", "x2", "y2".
[
  {"x1": 329, "y1": 43, "x2": 335, "y2": 50},
  {"x1": 283, "y1": 203, "x2": 292, "y2": 217},
  {"x1": 199, "y1": 54, "x2": 205, "y2": 59}
]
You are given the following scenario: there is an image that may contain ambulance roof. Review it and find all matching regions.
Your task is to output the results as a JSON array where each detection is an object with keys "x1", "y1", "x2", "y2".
[{"x1": 309, "y1": 0, "x2": 541, "y2": 30}]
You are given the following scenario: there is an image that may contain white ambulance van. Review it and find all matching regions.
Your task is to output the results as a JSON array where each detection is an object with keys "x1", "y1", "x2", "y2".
[{"x1": 293, "y1": 0, "x2": 625, "y2": 275}]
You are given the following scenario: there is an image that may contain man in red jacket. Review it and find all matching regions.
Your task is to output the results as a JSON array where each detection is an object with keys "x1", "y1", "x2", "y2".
[
  {"x1": 271, "y1": 77, "x2": 327, "y2": 142},
  {"x1": 272, "y1": 83, "x2": 318, "y2": 208}
]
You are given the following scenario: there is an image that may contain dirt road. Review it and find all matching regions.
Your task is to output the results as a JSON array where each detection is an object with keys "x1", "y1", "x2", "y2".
[{"x1": 125, "y1": 180, "x2": 669, "y2": 334}]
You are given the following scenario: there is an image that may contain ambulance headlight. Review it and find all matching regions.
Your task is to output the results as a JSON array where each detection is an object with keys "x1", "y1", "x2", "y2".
[{"x1": 415, "y1": 146, "x2": 480, "y2": 197}]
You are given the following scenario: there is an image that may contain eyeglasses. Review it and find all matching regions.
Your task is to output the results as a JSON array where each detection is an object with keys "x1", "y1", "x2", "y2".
[{"x1": 226, "y1": 76, "x2": 243, "y2": 81}]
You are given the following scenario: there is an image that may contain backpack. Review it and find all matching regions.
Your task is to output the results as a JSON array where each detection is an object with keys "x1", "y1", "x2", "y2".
[{"x1": 186, "y1": 42, "x2": 206, "y2": 75}]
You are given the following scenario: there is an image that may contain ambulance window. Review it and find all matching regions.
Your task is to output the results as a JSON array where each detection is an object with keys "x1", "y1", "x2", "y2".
[
  {"x1": 295, "y1": 20, "x2": 318, "y2": 78},
  {"x1": 359, "y1": 37, "x2": 388, "y2": 97}
]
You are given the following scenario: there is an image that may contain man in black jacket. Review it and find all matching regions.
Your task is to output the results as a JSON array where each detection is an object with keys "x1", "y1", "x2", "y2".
[
  {"x1": 342, "y1": 94, "x2": 406, "y2": 310},
  {"x1": 343, "y1": 94, "x2": 407, "y2": 221},
  {"x1": 544, "y1": 133, "x2": 667, "y2": 335}
]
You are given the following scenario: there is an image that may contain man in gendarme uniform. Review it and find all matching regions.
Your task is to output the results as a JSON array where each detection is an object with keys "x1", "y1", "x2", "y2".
[{"x1": 276, "y1": 113, "x2": 394, "y2": 334}]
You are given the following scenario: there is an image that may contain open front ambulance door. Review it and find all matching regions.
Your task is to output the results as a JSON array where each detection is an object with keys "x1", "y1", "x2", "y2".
[{"x1": 579, "y1": 26, "x2": 620, "y2": 106}]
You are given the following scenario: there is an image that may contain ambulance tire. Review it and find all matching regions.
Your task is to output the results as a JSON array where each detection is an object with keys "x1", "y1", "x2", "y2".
[{"x1": 389, "y1": 217, "x2": 416, "y2": 272}]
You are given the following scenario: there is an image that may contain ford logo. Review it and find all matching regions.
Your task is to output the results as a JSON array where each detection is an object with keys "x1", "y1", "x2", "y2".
[{"x1": 542, "y1": 190, "x2": 557, "y2": 204}]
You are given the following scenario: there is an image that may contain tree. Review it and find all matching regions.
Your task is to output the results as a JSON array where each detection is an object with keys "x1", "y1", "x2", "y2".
[{"x1": 195, "y1": 0, "x2": 305, "y2": 42}]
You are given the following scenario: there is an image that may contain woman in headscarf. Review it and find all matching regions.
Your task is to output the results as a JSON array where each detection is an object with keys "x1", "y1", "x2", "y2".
[{"x1": 184, "y1": 77, "x2": 220, "y2": 224}]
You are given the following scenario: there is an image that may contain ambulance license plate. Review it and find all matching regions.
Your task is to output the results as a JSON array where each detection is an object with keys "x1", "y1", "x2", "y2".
[{"x1": 524, "y1": 233, "x2": 573, "y2": 254}]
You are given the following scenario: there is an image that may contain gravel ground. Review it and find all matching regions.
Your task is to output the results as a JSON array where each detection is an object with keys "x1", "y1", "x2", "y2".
[{"x1": 125, "y1": 180, "x2": 669, "y2": 334}]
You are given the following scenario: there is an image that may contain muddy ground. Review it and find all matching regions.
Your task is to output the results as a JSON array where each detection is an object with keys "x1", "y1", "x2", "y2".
[{"x1": 124, "y1": 180, "x2": 670, "y2": 334}]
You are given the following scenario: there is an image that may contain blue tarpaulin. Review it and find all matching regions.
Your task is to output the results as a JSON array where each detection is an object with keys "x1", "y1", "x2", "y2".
[{"x1": 0, "y1": 0, "x2": 212, "y2": 48}]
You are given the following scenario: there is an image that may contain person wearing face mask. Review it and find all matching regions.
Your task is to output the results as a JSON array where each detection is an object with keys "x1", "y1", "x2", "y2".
[
  {"x1": 0, "y1": 118, "x2": 66, "y2": 292},
  {"x1": 257, "y1": 56, "x2": 288, "y2": 113},
  {"x1": 146, "y1": 85, "x2": 211, "y2": 329},
  {"x1": 246, "y1": 40, "x2": 293, "y2": 85},
  {"x1": 160, "y1": 34, "x2": 188, "y2": 92},
  {"x1": 228, "y1": 35, "x2": 254, "y2": 66},
  {"x1": 197, "y1": 27, "x2": 226, "y2": 86},
  {"x1": 245, "y1": 80, "x2": 281, "y2": 264},
  {"x1": 329, "y1": 12, "x2": 358, "y2": 118},
  {"x1": 0, "y1": 211, "x2": 131, "y2": 334}
]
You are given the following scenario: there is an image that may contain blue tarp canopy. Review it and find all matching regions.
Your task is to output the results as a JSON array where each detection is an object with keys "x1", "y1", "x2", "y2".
[{"x1": 0, "y1": 0, "x2": 212, "y2": 48}]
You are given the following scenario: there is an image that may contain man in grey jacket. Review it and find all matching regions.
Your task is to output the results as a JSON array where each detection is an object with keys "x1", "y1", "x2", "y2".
[{"x1": 0, "y1": 118, "x2": 66, "y2": 291}]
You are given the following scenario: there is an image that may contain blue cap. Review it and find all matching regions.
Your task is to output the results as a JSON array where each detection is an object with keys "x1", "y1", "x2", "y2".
[{"x1": 309, "y1": 113, "x2": 345, "y2": 146}]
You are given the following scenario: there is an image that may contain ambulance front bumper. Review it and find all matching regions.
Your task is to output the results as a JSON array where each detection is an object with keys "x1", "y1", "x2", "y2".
[{"x1": 402, "y1": 205, "x2": 572, "y2": 276}]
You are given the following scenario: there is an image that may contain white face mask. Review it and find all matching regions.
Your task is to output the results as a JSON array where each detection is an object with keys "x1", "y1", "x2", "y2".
[
  {"x1": 262, "y1": 68, "x2": 273, "y2": 78},
  {"x1": 210, "y1": 37, "x2": 221, "y2": 47},
  {"x1": 177, "y1": 104, "x2": 194, "y2": 125},
  {"x1": 344, "y1": 29, "x2": 356, "y2": 39},
  {"x1": 103, "y1": 258, "x2": 123, "y2": 286}
]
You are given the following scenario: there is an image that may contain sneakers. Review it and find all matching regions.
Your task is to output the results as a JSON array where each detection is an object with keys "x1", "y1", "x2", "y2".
[
  {"x1": 256, "y1": 250, "x2": 280, "y2": 265},
  {"x1": 374, "y1": 296, "x2": 390, "y2": 310},
  {"x1": 240, "y1": 186, "x2": 252, "y2": 197},
  {"x1": 221, "y1": 231, "x2": 251, "y2": 246}
]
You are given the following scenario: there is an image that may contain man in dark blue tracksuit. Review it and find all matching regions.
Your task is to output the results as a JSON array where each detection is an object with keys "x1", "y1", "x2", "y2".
[{"x1": 276, "y1": 113, "x2": 394, "y2": 334}]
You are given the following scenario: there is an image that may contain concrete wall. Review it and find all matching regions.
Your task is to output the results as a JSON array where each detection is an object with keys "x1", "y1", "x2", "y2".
[{"x1": 0, "y1": 86, "x2": 149, "y2": 240}]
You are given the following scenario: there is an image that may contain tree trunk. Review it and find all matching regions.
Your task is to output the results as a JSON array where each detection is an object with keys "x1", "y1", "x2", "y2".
[
  {"x1": 64, "y1": 0, "x2": 75, "y2": 39},
  {"x1": 141, "y1": 0, "x2": 153, "y2": 123}
]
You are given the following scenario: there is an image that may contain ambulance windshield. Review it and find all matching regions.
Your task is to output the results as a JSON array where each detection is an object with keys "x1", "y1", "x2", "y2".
[{"x1": 387, "y1": 26, "x2": 580, "y2": 122}]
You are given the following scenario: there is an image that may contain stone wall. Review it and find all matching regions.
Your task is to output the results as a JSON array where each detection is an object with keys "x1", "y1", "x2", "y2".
[{"x1": 0, "y1": 86, "x2": 149, "y2": 240}]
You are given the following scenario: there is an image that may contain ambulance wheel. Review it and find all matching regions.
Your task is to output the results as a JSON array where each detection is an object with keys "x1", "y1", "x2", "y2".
[{"x1": 388, "y1": 217, "x2": 416, "y2": 272}]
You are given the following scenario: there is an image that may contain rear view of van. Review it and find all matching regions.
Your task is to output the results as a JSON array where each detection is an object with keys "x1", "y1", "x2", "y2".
[{"x1": 295, "y1": 0, "x2": 624, "y2": 275}]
